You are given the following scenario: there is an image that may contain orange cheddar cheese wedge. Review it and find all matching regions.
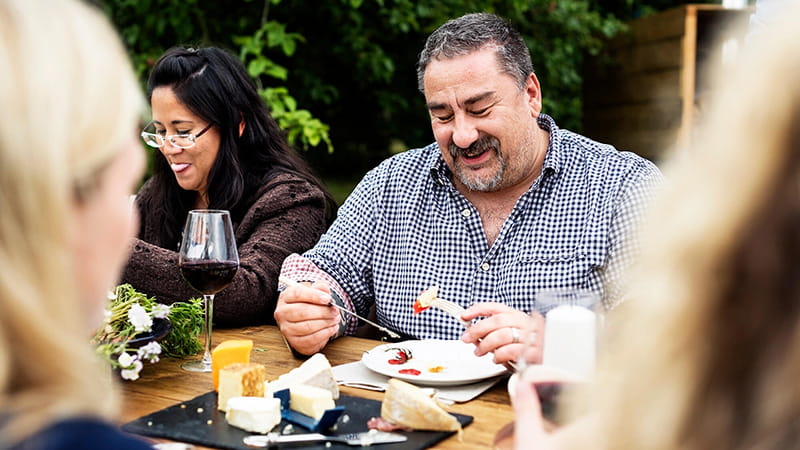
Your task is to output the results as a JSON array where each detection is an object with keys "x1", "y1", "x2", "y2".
[{"x1": 212, "y1": 339, "x2": 253, "y2": 391}]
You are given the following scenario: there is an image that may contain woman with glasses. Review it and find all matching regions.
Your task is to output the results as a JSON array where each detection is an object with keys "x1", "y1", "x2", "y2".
[
  {"x1": 0, "y1": 0, "x2": 153, "y2": 448},
  {"x1": 122, "y1": 46, "x2": 337, "y2": 326}
]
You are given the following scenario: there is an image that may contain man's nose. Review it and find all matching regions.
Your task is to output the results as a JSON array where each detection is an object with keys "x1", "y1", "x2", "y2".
[{"x1": 451, "y1": 116, "x2": 479, "y2": 149}]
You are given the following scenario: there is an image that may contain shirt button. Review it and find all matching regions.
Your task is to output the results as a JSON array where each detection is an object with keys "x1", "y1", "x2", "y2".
[
  {"x1": 480, "y1": 263, "x2": 490, "y2": 272},
  {"x1": 461, "y1": 209, "x2": 471, "y2": 217}
]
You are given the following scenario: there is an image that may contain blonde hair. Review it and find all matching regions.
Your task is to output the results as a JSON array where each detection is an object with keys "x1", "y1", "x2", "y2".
[
  {"x1": 0, "y1": 0, "x2": 142, "y2": 442},
  {"x1": 563, "y1": 5, "x2": 800, "y2": 449}
]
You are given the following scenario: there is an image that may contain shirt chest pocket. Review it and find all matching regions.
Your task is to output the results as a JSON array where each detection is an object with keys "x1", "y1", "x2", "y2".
[{"x1": 496, "y1": 242, "x2": 606, "y2": 311}]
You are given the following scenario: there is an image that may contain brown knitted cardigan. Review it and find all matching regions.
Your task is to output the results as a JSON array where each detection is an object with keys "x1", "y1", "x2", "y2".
[{"x1": 121, "y1": 172, "x2": 329, "y2": 326}]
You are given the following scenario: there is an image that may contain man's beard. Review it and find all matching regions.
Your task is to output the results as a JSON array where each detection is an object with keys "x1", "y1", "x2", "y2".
[{"x1": 449, "y1": 135, "x2": 506, "y2": 192}]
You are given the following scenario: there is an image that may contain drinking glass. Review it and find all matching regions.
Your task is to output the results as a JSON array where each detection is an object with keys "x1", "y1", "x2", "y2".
[
  {"x1": 510, "y1": 290, "x2": 600, "y2": 409},
  {"x1": 536, "y1": 289, "x2": 599, "y2": 379},
  {"x1": 178, "y1": 210, "x2": 239, "y2": 372}
]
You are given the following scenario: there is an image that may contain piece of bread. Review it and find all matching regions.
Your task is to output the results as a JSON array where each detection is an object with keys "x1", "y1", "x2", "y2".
[
  {"x1": 413, "y1": 286, "x2": 439, "y2": 314},
  {"x1": 218, "y1": 362, "x2": 266, "y2": 411},
  {"x1": 225, "y1": 396, "x2": 281, "y2": 433},
  {"x1": 381, "y1": 378, "x2": 461, "y2": 432},
  {"x1": 265, "y1": 353, "x2": 339, "y2": 399}
]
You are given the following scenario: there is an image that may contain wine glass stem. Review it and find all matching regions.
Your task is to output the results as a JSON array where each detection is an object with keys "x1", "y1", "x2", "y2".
[{"x1": 201, "y1": 293, "x2": 215, "y2": 368}]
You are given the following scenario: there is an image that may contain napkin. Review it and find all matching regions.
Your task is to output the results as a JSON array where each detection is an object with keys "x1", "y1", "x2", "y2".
[{"x1": 331, "y1": 361, "x2": 507, "y2": 404}]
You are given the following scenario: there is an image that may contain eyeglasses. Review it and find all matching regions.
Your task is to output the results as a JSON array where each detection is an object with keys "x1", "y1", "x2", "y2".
[{"x1": 140, "y1": 122, "x2": 213, "y2": 149}]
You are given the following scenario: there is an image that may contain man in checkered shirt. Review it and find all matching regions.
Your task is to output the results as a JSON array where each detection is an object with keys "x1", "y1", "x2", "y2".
[{"x1": 275, "y1": 13, "x2": 662, "y2": 365}]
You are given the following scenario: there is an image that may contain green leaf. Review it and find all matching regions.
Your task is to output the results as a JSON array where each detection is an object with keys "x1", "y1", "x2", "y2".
[{"x1": 248, "y1": 59, "x2": 269, "y2": 78}]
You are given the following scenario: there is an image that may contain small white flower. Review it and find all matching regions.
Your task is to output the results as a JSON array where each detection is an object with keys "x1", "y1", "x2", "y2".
[
  {"x1": 128, "y1": 303, "x2": 152, "y2": 333},
  {"x1": 120, "y1": 359, "x2": 143, "y2": 381},
  {"x1": 118, "y1": 352, "x2": 135, "y2": 368},
  {"x1": 107, "y1": 290, "x2": 117, "y2": 300},
  {"x1": 138, "y1": 342, "x2": 162, "y2": 363},
  {"x1": 152, "y1": 304, "x2": 171, "y2": 319}
]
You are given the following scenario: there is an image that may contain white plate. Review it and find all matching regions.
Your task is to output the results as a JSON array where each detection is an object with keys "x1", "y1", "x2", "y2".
[{"x1": 361, "y1": 339, "x2": 508, "y2": 386}]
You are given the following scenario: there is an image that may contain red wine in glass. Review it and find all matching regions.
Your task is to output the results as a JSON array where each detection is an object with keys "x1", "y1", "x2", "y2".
[
  {"x1": 178, "y1": 210, "x2": 239, "y2": 372},
  {"x1": 180, "y1": 260, "x2": 238, "y2": 295}
]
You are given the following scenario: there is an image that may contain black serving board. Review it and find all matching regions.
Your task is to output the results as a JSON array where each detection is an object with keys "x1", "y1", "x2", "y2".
[{"x1": 122, "y1": 391, "x2": 472, "y2": 449}]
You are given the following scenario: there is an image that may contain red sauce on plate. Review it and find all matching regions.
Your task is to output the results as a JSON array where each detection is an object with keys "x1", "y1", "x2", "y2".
[{"x1": 398, "y1": 368, "x2": 421, "y2": 376}]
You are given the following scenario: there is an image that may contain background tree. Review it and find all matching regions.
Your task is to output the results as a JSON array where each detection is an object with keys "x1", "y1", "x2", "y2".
[{"x1": 97, "y1": 0, "x2": 704, "y2": 200}]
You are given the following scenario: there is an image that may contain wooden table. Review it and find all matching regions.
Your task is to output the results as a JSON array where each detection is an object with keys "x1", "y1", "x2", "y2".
[{"x1": 119, "y1": 325, "x2": 515, "y2": 449}]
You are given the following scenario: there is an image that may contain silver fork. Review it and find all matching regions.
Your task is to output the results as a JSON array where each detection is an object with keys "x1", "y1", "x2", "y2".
[
  {"x1": 429, "y1": 297, "x2": 471, "y2": 327},
  {"x1": 430, "y1": 297, "x2": 518, "y2": 372}
]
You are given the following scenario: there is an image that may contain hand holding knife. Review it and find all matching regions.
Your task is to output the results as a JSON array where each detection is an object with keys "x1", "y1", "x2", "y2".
[{"x1": 278, "y1": 275, "x2": 401, "y2": 339}]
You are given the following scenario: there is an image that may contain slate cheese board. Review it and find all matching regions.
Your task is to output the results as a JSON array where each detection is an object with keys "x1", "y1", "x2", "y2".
[{"x1": 122, "y1": 391, "x2": 472, "y2": 449}]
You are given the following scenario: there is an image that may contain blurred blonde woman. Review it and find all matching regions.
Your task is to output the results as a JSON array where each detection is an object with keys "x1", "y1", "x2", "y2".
[
  {"x1": 513, "y1": 4, "x2": 800, "y2": 449},
  {"x1": 0, "y1": 0, "x2": 152, "y2": 448}
]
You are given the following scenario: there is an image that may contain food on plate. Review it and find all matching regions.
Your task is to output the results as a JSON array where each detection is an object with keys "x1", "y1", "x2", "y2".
[
  {"x1": 428, "y1": 366, "x2": 446, "y2": 373},
  {"x1": 225, "y1": 396, "x2": 281, "y2": 433},
  {"x1": 413, "y1": 286, "x2": 439, "y2": 314},
  {"x1": 211, "y1": 339, "x2": 253, "y2": 390},
  {"x1": 385, "y1": 347, "x2": 412, "y2": 365},
  {"x1": 289, "y1": 384, "x2": 336, "y2": 420},
  {"x1": 372, "y1": 378, "x2": 461, "y2": 434},
  {"x1": 398, "y1": 368, "x2": 421, "y2": 376},
  {"x1": 218, "y1": 362, "x2": 266, "y2": 411},
  {"x1": 264, "y1": 353, "x2": 339, "y2": 400}
]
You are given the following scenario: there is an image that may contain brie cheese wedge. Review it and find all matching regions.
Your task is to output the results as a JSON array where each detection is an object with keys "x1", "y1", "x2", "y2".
[
  {"x1": 225, "y1": 396, "x2": 281, "y2": 434},
  {"x1": 381, "y1": 378, "x2": 461, "y2": 432}
]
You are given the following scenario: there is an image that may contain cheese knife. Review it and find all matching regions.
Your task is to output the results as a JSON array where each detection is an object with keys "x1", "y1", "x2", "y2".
[{"x1": 243, "y1": 430, "x2": 408, "y2": 447}]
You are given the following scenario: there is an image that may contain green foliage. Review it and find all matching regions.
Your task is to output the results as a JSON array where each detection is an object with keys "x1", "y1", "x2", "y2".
[
  {"x1": 264, "y1": 0, "x2": 629, "y2": 178},
  {"x1": 235, "y1": 21, "x2": 333, "y2": 151},
  {"x1": 160, "y1": 297, "x2": 204, "y2": 358},
  {"x1": 98, "y1": 0, "x2": 688, "y2": 182},
  {"x1": 95, "y1": 0, "x2": 333, "y2": 153},
  {"x1": 92, "y1": 284, "x2": 204, "y2": 368}
]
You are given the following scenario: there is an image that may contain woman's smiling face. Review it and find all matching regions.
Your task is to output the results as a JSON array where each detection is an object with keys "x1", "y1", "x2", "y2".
[{"x1": 150, "y1": 86, "x2": 220, "y2": 206}]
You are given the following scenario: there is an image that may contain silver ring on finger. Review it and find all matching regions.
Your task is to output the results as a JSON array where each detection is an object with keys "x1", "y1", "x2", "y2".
[{"x1": 510, "y1": 327, "x2": 520, "y2": 344}]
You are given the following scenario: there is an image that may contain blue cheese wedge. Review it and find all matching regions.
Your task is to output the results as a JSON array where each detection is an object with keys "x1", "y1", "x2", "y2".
[
  {"x1": 225, "y1": 396, "x2": 281, "y2": 434},
  {"x1": 265, "y1": 353, "x2": 339, "y2": 399}
]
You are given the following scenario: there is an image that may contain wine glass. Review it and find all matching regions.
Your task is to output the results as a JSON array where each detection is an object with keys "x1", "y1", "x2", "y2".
[{"x1": 178, "y1": 209, "x2": 239, "y2": 372}]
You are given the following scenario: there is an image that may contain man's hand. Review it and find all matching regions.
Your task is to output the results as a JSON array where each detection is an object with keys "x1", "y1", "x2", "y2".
[
  {"x1": 460, "y1": 302, "x2": 545, "y2": 366},
  {"x1": 274, "y1": 280, "x2": 341, "y2": 355}
]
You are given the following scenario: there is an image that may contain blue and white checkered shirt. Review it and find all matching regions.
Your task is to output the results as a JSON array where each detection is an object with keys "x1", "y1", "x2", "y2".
[{"x1": 284, "y1": 114, "x2": 663, "y2": 340}]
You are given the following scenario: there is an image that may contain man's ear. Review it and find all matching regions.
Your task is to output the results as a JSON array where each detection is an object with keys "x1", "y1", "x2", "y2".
[{"x1": 526, "y1": 73, "x2": 543, "y2": 117}]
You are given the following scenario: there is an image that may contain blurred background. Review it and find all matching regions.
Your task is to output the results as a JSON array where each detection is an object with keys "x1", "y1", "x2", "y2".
[{"x1": 93, "y1": 0, "x2": 752, "y2": 204}]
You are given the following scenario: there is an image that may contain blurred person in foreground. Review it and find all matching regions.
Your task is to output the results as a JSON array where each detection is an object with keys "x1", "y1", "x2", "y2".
[
  {"x1": 0, "y1": 0, "x2": 152, "y2": 448},
  {"x1": 512, "y1": 5, "x2": 800, "y2": 448},
  {"x1": 275, "y1": 12, "x2": 662, "y2": 362},
  {"x1": 121, "y1": 46, "x2": 337, "y2": 326}
]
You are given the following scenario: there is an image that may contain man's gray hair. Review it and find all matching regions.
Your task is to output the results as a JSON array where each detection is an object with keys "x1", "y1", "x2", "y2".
[{"x1": 416, "y1": 12, "x2": 534, "y2": 93}]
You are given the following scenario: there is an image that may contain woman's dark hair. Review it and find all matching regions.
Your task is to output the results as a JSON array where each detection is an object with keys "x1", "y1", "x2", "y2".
[{"x1": 145, "y1": 46, "x2": 336, "y2": 247}]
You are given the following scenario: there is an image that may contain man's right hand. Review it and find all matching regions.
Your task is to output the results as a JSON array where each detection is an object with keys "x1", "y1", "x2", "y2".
[{"x1": 274, "y1": 280, "x2": 341, "y2": 355}]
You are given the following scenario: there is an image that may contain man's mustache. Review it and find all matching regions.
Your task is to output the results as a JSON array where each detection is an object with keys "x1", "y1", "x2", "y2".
[{"x1": 449, "y1": 135, "x2": 500, "y2": 158}]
